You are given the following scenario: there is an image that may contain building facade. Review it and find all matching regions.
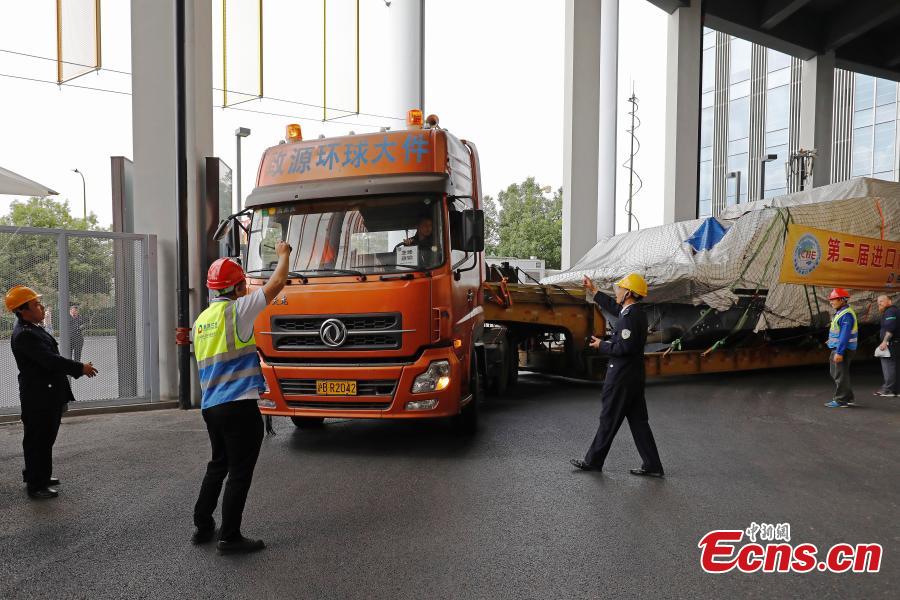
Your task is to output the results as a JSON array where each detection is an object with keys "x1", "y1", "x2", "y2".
[{"x1": 699, "y1": 28, "x2": 900, "y2": 218}]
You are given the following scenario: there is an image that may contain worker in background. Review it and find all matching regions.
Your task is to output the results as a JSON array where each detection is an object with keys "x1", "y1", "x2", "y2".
[
  {"x1": 874, "y1": 295, "x2": 899, "y2": 397},
  {"x1": 5, "y1": 285, "x2": 98, "y2": 500},
  {"x1": 825, "y1": 288, "x2": 857, "y2": 408},
  {"x1": 68, "y1": 303, "x2": 85, "y2": 362},
  {"x1": 191, "y1": 240, "x2": 292, "y2": 555},
  {"x1": 570, "y1": 273, "x2": 664, "y2": 477}
]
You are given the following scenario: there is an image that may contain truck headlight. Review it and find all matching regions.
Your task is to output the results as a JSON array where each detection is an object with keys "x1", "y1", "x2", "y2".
[
  {"x1": 411, "y1": 360, "x2": 451, "y2": 393},
  {"x1": 257, "y1": 399, "x2": 276, "y2": 409}
]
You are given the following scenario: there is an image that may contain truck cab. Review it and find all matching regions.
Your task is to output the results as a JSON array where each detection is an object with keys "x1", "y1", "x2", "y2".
[{"x1": 240, "y1": 113, "x2": 485, "y2": 430}]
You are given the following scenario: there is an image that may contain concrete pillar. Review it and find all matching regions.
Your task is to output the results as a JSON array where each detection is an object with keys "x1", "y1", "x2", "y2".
[
  {"x1": 562, "y1": 0, "x2": 601, "y2": 269},
  {"x1": 799, "y1": 52, "x2": 836, "y2": 188},
  {"x1": 131, "y1": 0, "x2": 213, "y2": 404},
  {"x1": 662, "y1": 0, "x2": 701, "y2": 224},
  {"x1": 597, "y1": 0, "x2": 618, "y2": 240}
]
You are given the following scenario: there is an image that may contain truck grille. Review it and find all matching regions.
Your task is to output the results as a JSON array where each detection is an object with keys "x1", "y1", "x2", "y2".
[
  {"x1": 278, "y1": 379, "x2": 397, "y2": 396},
  {"x1": 268, "y1": 313, "x2": 404, "y2": 351},
  {"x1": 285, "y1": 400, "x2": 392, "y2": 411}
]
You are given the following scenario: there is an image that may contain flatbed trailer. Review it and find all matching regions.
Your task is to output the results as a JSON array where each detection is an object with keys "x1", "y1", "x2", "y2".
[{"x1": 480, "y1": 280, "x2": 831, "y2": 388}]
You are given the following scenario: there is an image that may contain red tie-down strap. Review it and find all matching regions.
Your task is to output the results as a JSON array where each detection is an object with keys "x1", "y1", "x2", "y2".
[{"x1": 175, "y1": 327, "x2": 192, "y2": 346}]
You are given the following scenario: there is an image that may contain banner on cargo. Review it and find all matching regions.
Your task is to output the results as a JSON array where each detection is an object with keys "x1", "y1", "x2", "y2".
[{"x1": 778, "y1": 224, "x2": 900, "y2": 290}]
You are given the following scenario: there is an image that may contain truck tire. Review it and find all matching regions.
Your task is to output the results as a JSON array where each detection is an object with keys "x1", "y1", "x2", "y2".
[
  {"x1": 453, "y1": 351, "x2": 480, "y2": 434},
  {"x1": 506, "y1": 335, "x2": 519, "y2": 389},
  {"x1": 490, "y1": 336, "x2": 509, "y2": 396},
  {"x1": 291, "y1": 416, "x2": 325, "y2": 429}
]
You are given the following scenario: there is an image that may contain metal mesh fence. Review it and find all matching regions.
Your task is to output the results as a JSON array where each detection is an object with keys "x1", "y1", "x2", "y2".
[{"x1": 0, "y1": 227, "x2": 158, "y2": 414}]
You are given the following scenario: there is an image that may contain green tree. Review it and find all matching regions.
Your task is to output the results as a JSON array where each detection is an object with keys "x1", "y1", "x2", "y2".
[
  {"x1": 491, "y1": 177, "x2": 562, "y2": 269},
  {"x1": 0, "y1": 197, "x2": 113, "y2": 336},
  {"x1": 483, "y1": 193, "x2": 500, "y2": 254}
]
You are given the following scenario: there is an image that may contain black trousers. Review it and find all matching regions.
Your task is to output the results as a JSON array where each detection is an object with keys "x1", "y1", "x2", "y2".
[
  {"x1": 584, "y1": 373, "x2": 663, "y2": 472},
  {"x1": 194, "y1": 400, "x2": 264, "y2": 541},
  {"x1": 21, "y1": 405, "x2": 64, "y2": 492},
  {"x1": 69, "y1": 339, "x2": 83, "y2": 363}
]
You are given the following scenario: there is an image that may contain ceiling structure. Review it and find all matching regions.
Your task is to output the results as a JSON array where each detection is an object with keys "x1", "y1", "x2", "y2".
[{"x1": 648, "y1": 0, "x2": 900, "y2": 81}]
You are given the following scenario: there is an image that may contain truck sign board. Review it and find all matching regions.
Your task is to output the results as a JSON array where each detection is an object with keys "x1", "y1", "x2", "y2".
[{"x1": 257, "y1": 130, "x2": 446, "y2": 187}]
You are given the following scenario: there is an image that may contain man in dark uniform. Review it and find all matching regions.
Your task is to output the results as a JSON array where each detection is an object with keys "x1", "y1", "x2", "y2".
[
  {"x1": 68, "y1": 303, "x2": 85, "y2": 362},
  {"x1": 5, "y1": 285, "x2": 98, "y2": 500},
  {"x1": 875, "y1": 294, "x2": 899, "y2": 397},
  {"x1": 570, "y1": 273, "x2": 664, "y2": 477}
]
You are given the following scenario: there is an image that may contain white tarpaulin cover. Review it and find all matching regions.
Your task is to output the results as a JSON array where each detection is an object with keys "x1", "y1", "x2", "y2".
[
  {"x1": 543, "y1": 178, "x2": 900, "y2": 330},
  {"x1": 0, "y1": 166, "x2": 58, "y2": 196}
]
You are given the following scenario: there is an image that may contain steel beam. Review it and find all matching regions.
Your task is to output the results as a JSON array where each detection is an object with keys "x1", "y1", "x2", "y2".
[
  {"x1": 823, "y1": 0, "x2": 900, "y2": 52},
  {"x1": 760, "y1": 0, "x2": 813, "y2": 31},
  {"x1": 644, "y1": 0, "x2": 689, "y2": 14}
]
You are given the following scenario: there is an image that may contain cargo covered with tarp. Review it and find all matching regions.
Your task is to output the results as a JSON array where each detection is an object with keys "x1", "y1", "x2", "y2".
[{"x1": 543, "y1": 178, "x2": 900, "y2": 336}]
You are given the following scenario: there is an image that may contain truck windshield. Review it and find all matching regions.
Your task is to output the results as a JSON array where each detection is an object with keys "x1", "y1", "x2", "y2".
[{"x1": 246, "y1": 194, "x2": 444, "y2": 277}]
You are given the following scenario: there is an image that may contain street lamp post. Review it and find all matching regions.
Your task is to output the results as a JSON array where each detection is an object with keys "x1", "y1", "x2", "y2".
[
  {"x1": 759, "y1": 154, "x2": 777, "y2": 200},
  {"x1": 72, "y1": 168, "x2": 86, "y2": 220},
  {"x1": 726, "y1": 171, "x2": 741, "y2": 205},
  {"x1": 235, "y1": 127, "x2": 251, "y2": 212}
]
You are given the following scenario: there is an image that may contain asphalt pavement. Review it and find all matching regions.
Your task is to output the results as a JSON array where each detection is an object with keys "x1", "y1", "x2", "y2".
[{"x1": 0, "y1": 363, "x2": 897, "y2": 599}]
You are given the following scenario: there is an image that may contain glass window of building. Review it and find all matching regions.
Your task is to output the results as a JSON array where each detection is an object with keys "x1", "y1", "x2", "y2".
[
  {"x1": 763, "y1": 49, "x2": 792, "y2": 199},
  {"x1": 851, "y1": 125, "x2": 874, "y2": 177},
  {"x1": 851, "y1": 74, "x2": 898, "y2": 180},
  {"x1": 727, "y1": 43, "x2": 751, "y2": 206},
  {"x1": 729, "y1": 38, "x2": 751, "y2": 84},
  {"x1": 698, "y1": 28, "x2": 716, "y2": 218}
]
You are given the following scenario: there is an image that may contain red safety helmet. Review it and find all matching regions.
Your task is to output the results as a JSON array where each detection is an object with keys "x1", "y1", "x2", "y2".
[
  {"x1": 828, "y1": 288, "x2": 850, "y2": 300},
  {"x1": 206, "y1": 258, "x2": 245, "y2": 290}
]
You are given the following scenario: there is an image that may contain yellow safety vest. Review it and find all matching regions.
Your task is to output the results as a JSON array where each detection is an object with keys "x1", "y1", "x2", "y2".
[{"x1": 192, "y1": 300, "x2": 265, "y2": 410}]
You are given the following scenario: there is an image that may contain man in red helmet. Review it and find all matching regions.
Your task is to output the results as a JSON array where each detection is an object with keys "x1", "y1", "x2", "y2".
[
  {"x1": 825, "y1": 288, "x2": 858, "y2": 408},
  {"x1": 190, "y1": 241, "x2": 292, "y2": 554}
]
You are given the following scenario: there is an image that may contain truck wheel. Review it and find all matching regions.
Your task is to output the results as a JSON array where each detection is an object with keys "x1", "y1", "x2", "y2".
[
  {"x1": 506, "y1": 336, "x2": 519, "y2": 388},
  {"x1": 492, "y1": 337, "x2": 509, "y2": 397},
  {"x1": 453, "y1": 352, "x2": 480, "y2": 434},
  {"x1": 485, "y1": 336, "x2": 509, "y2": 396},
  {"x1": 291, "y1": 416, "x2": 325, "y2": 429}
]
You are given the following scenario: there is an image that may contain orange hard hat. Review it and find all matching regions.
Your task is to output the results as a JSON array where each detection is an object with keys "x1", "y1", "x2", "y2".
[
  {"x1": 206, "y1": 258, "x2": 246, "y2": 290},
  {"x1": 5, "y1": 285, "x2": 41, "y2": 312},
  {"x1": 828, "y1": 288, "x2": 850, "y2": 300}
]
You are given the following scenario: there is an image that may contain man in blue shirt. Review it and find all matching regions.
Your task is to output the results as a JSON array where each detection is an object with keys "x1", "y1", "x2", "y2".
[{"x1": 825, "y1": 288, "x2": 858, "y2": 408}]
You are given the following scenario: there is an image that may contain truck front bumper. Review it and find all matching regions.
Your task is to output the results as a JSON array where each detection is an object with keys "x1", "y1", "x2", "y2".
[{"x1": 257, "y1": 347, "x2": 465, "y2": 420}]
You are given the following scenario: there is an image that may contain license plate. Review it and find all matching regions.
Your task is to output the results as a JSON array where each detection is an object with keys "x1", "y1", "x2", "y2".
[{"x1": 316, "y1": 380, "x2": 357, "y2": 396}]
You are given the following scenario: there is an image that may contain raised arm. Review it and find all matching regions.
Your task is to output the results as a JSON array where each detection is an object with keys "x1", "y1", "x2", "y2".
[{"x1": 262, "y1": 241, "x2": 293, "y2": 304}]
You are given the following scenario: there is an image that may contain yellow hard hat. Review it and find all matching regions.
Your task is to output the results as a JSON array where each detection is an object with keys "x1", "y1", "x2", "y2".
[
  {"x1": 5, "y1": 285, "x2": 41, "y2": 312},
  {"x1": 615, "y1": 273, "x2": 648, "y2": 297}
]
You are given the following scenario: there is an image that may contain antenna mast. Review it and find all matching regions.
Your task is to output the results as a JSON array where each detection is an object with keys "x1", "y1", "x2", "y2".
[{"x1": 624, "y1": 86, "x2": 642, "y2": 231}]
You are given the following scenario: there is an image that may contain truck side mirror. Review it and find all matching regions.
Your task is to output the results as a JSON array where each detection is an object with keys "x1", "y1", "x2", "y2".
[
  {"x1": 462, "y1": 209, "x2": 485, "y2": 253},
  {"x1": 213, "y1": 218, "x2": 232, "y2": 242}
]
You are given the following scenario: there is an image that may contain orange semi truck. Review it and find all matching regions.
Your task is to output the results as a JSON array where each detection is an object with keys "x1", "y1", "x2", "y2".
[
  {"x1": 227, "y1": 112, "x2": 488, "y2": 431},
  {"x1": 214, "y1": 111, "x2": 835, "y2": 431}
]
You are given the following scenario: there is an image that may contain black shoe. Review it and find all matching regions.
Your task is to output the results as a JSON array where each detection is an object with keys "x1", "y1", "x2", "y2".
[
  {"x1": 191, "y1": 524, "x2": 216, "y2": 545},
  {"x1": 27, "y1": 487, "x2": 59, "y2": 500},
  {"x1": 217, "y1": 536, "x2": 266, "y2": 555},
  {"x1": 570, "y1": 458, "x2": 599, "y2": 471},
  {"x1": 629, "y1": 467, "x2": 664, "y2": 478}
]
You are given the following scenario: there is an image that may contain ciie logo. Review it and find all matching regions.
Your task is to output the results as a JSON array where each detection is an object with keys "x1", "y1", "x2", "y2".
[
  {"x1": 319, "y1": 318, "x2": 348, "y2": 347},
  {"x1": 793, "y1": 233, "x2": 822, "y2": 276},
  {"x1": 698, "y1": 522, "x2": 882, "y2": 574}
]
